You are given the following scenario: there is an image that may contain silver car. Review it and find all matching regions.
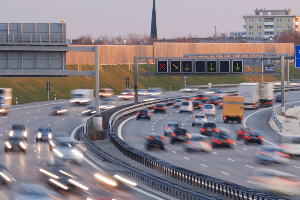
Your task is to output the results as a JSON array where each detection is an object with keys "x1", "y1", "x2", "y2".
[
  {"x1": 202, "y1": 104, "x2": 216, "y2": 117},
  {"x1": 164, "y1": 121, "x2": 181, "y2": 136},
  {"x1": 192, "y1": 114, "x2": 207, "y2": 127},
  {"x1": 184, "y1": 134, "x2": 212, "y2": 153}
]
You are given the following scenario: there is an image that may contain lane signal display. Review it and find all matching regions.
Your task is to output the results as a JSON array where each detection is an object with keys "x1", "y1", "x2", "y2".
[
  {"x1": 182, "y1": 61, "x2": 193, "y2": 73},
  {"x1": 232, "y1": 61, "x2": 243, "y2": 73},
  {"x1": 157, "y1": 60, "x2": 168, "y2": 73},
  {"x1": 219, "y1": 61, "x2": 230, "y2": 73},
  {"x1": 195, "y1": 61, "x2": 205, "y2": 73},
  {"x1": 207, "y1": 61, "x2": 217, "y2": 73},
  {"x1": 170, "y1": 61, "x2": 181, "y2": 73}
]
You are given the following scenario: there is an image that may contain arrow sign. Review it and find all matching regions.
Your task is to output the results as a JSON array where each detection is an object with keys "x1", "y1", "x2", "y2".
[
  {"x1": 209, "y1": 63, "x2": 214, "y2": 71},
  {"x1": 235, "y1": 63, "x2": 240, "y2": 71}
]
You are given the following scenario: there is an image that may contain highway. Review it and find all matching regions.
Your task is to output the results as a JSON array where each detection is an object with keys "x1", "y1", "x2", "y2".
[
  {"x1": 0, "y1": 97, "x2": 175, "y2": 200},
  {"x1": 121, "y1": 90, "x2": 300, "y2": 199}
]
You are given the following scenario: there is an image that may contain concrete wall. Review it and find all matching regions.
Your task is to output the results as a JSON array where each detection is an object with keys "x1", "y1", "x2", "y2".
[{"x1": 66, "y1": 43, "x2": 294, "y2": 65}]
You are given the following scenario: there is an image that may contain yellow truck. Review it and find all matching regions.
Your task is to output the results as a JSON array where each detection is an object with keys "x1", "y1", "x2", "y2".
[{"x1": 222, "y1": 96, "x2": 244, "y2": 124}]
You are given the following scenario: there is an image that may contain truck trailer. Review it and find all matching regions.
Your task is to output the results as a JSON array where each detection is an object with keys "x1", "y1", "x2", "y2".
[
  {"x1": 259, "y1": 82, "x2": 274, "y2": 107},
  {"x1": 70, "y1": 89, "x2": 93, "y2": 105},
  {"x1": 238, "y1": 83, "x2": 260, "y2": 109},
  {"x1": 222, "y1": 96, "x2": 244, "y2": 123},
  {"x1": 0, "y1": 88, "x2": 12, "y2": 115}
]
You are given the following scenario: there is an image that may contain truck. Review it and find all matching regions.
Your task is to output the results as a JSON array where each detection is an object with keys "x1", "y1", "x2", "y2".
[
  {"x1": 70, "y1": 89, "x2": 93, "y2": 105},
  {"x1": 0, "y1": 88, "x2": 12, "y2": 115},
  {"x1": 238, "y1": 83, "x2": 260, "y2": 109},
  {"x1": 259, "y1": 82, "x2": 274, "y2": 107},
  {"x1": 222, "y1": 96, "x2": 244, "y2": 124}
]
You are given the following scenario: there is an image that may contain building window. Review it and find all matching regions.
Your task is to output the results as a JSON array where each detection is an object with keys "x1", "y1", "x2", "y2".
[
  {"x1": 286, "y1": 19, "x2": 291, "y2": 23},
  {"x1": 277, "y1": 32, "x2": 283, "y2": 36},
  {"x1": 285, "y1": 25, "x2": 291, "y2": 29},
  {"x1": 249, "y1": 19, "x2": 253, "y2": 23},
  {"x1": 243, "y1": 25, "x2": 246, "y2": 29},
  {"x1": 264, "y1": 18, "x2": 274, "y2": 22},
  {"x1": 264, "y1": 25, "x2": 274, "y2": 29},
  {"x1": 249, "y1": 32, "x2": 253, "y2": 36},
  {"x1": 257, "y1": 26, "x2": 262, "y2": 29},
  {"x1": 277, "y1": 25, "x2": 282, "y2": 29},
  {"x1": 277, "y1": 19, "x2": 282, "y2": 23},
  {"x1": 257, "y1": 19, "x2": 262, "y2": 23},
  {"x1": 248, "y1": 26, "x2": 253, "y2": 30},
  {"x1": 257, "y1": 32, "x2": 262, "y2": 36}
]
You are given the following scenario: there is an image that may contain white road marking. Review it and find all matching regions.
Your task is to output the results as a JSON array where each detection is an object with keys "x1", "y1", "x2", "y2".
[
  {"x1": 5, "y1": 130, "x2": 8, "y2": 132},
  {"x1": 294, "y1": 166, "x2": 300, "y2": 169},
  {"x1": 0, "y1": 134, "x2": 2, "y2": 136},
  {"x1": 221, "y1": 171, "x2": 230, "y2": 176},
  {"x1": 200, "y1": 164, "x2": 208, "y2": 167},
  {"x1": 247, "y1": 181, "x2": 256, "y2": 185},
  {"x1": 26, "y1": 112, "x2": 29, "y2": 114},
  {"x1": 47, "y1": 124, "x2": 51, "y2": 126},
  {"x1": 212, "y1": 152, "x2": 217, "y2": 154},
  {"x1": 172, "y1": 151, "x2": 177, "y2": 154},
  {"x1": 246, "y1": 165, "x2": 254, "y2": 169},
  {"x1": 15, "y1": 114, "x2": 19, "y2": 116},
  {"x1": 44, "y1": 104, "x2": 49, "y2": 106},
  {"x1": 184, "y1": 157, "x2": 190, "y2": 160},
  {"x1": 4, "y1": 117, "x2": 7, "y2": 118},
  {"x1": 62, "y1": 119, "x2": 65, "y2": 120},
  {"x1": 71, "y1": 116, "x2": 73, "y2": 117},
  {"x1": 243, "y1": 148, "x2": 247, "y2": 150},
  {"x1": 12, "y1": 178, "x2": 17, "y2": 182},
  {"x1": 37, "y1": 156, "x2": 40, "y2": 159},
  {"x1": 37, "y1": 110, "x2": 40, "y2": 111},
  {"x1": 34, "y1": 118, "x2": 38, "y2": 120},
  {"x1": 153, "y1": 123, "x2": 155, "y2": 124},
  {"x1": 227, "y1": 158, "x2": 234, "y2": 161},
  {"x1": 183, "y1": 121, "x2": 185, "y2": 123},
  {"x1": 54, "y1": 121, "x2": 58, "y2": 123},
  {"x1": 118, "y1": 115, "x2": 136, "y2": 140}
]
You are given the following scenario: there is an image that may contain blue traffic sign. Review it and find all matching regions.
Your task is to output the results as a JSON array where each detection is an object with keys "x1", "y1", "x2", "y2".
[{"x1": 295, "y1": 45, "x2": 300, "y2": 68}]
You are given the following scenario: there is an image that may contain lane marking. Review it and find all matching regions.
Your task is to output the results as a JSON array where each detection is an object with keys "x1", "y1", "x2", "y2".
[
  {"x1": 212, "y1": 152, "x2": 217, "y2": 154},
  {"x1": 227, "y1": 158, "x2": 234, "y2": 162},
  {"x1": 184, "y1": 157, "x2": 190, "y2": 160},
  {"x1": 172, "y1": 151, "x2": 177, "y2": 154},
  {"x1": 246, "y1": 165, "x2": 254, "y2": 169},
  {"x1": 118, "y1": 116, "x2": 136, "y2": 141},
  {"x1": 221, "y1": 171, "x2": 230, "y2": 176},
  {"x1": 294, "y1": 166, "x2": 300, "y2": 169},
  {"x1": 200, "y1": 164, "x2": 208, "y2": 167},
  {"x1": 243, "y1": 148, "x2": 247, "y2": 150},
  {"x1": 247, "y1": 181, "x2": 256, "y2": 185}
]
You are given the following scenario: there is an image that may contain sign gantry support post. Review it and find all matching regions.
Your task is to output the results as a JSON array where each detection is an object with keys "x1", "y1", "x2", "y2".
[
  {"x1": 134, "y1": 56, "x2": 138, "y2": 104},
  {"x1": 95, "y1": 46, "x2": 100, "y2": 116},
  {"x1": 281, "y1": 55, "x2": 285, "y2": 114}
]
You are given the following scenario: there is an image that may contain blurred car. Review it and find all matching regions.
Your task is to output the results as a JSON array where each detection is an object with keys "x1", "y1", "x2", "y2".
[
  {"x1": 200, "y1": 122, "x2": 218, "y2": 137},
  {"x1": 179, "y1": 101, "x2": 193, "y2": 113},
  {"x1": 13, "y1": 183, "x2": 61, "y2": 200},
  {"x1": 99, "y1": 88, "x2": 114, "y2": 98},
  {"x1": 236, "y1": 127, "x2": 253, "y2": 140},
  {"x1": 4, "y1": 136, "x2": 27, "y2": 153},
  {"x1": 172, "y1": 99, "x2": 183, "y2": 108},
  {"x1": 138, "y1": 89, "x2": 150, "y2": 96},
  {"x1": 170, "y1": 127, "x2": 190, "y2": 144},
  {"x1": 280, "y1": 135, "x2": 300, "y2": 157},
  {"x1": 145, "y1": 135, "x2": 167, "y2": 151},
  {"x1": 202, "y1": 104, "x2": 216, "y2": 117},
  {"x1": 195, "y1": 94, "x2": 209, "y2": 102},
  {"x1": 252, "y1": 169, "x2": 300, "y2": 195},
  {"x1": 51, "y1": 132, "x2": 69, "y2": 139},
  {"x1": 136, "y1": 109, "x2": 151, "y2": 121},
  {"x1": 192, "y1": 114, "x2": 207, "y2": 127},
  {"x1": 153, "y1": 104, "x2": 167, "y2": 113},
  {"x1": 49, "y1": 136, "x2": 83, "y2": 164},
  {"x1": 211, "y1": 130, "x2": 235, "y2": 148},
  {"x1": 217, "y1": 100, "x2": 223, "y2": 109},
  {"x1": 205, "y1": 96, "x2": 221, "y2": 105},
  {"x1": 256, "y1": 145, "x2": 289, "y2": 164},
  {"x1": 243, "y1": 130, "x2": 264, "y2": 145},
  {"x1": 142, "y1": 95, "x2": 163, "y2": 102},
  {"x1": 148, "y1": 87, "x2": 164, "y2": 95},
  {"x1": 184, "y1": 134, "x2": 212, "y2": 153},
  {"x1": 274, "y1": 94, "x2": 282, "y2": 102},
  {"x1": 40, "y1": 161, "x2": 88, "y2": 192},
  {"x1": 180, "y1": 86, "x2": 198, "y2": 92},
  {"x1": 164, "y1": 121, "x2": 181, "y2": 136},
  {"x1": 36, "y1": 126, "x2": 53, "y2": 142},
  {"x1": 0, "y1": 164, "x2": 12, "y2": 184},
  {"x1": 118, "y1": 89, "x2": 134, "y2": 100},
  {"x1": 81, "y1": 105, "x2": 111, "y2": 115},
  {"x1": 51, "y1": 106, "x2": 68, "y2": 115},
  {"x1": 192, "y1": 101, "x2": 202, "y2": 109},
  {"x1": 9, "y1": 123, "x2": 28, "y2": 141}
]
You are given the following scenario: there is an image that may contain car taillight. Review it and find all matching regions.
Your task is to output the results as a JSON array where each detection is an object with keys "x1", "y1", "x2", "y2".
[
  {"x1": 179, "y1": 107, "x2": 182, "y2": 109},
  {"x1": 160, "y1": 136, "x2": 167, "y2": 140},
  {"x1": 212, "y1": 128, "x2": 219, "y2": 133},
  {"x1": 280, "y1": 144, "x2": 292, "y2": 149},
  {"x1": 186, "y1": 132, "x2": 192, "y2": 138},
  {"x1": 147, "y1": 113, "x2": 150, "y2": 116},
  {"x1": 225, "y1": 139, "x2": 235, "y2": 144},
  {"x1": 239, "y1": 116, "x2": 243, "y2": 119},
  {"x1": 258, "y1": 151, "x2": 272, "y2": 157},
  {"x1": 275, "y1": 151, "x2": 290, "y2": 158},
  {"x1": 165, "y1": 126, "x2": 168, "y2": 130},
  {"x1": 257, "y1": 136, "x2": 264, "y2": 140},
  {"x1": 204, "y1": 115, "x2": 206, "y2": 119},
  {"x1": 223, "y1": 116, "x2": 226, "y2": 119},
  {"x1": 171, "y1": 132, "x2": 176, "y2": 137},
  {"x1": 172, "y1": 103, "x2": 176, "y2": 105},
  {"x1": 194, "y1": 115, "x2": 196, "y2": 118},
  {"x1": 137, "y1": 112, "x2": 140, "y2": 115},
  {"x1": 186, "y1": 141, "x2": 195, "y2": 146},
  {"x1": 244, "y1": 136, "x2": 251, "y2": 139},
  {"x1": 212, "y1": 110, "x2": 215, "y2": 113},
  {"x1": 207, "y1": 101, "x2": 212, "y2": 103},
  {"x1": 201, "y1": 128, "x2": 207, "y2": 132},
  {"x1": 147, "y1": 136, "x2": 153, "y2": 140},
  {"x1": 212, "y1": 139, "x2": 221, "y2": 144},
  {"x1": 162, "y1": 107, "x2": 166, "y2": 109},
  {"x1": 153, "y1": 107, "x2": 158, "y2": 109},
  {"x1": 250, "y1": 105, "x2": 254, "y2": 107},
  {"x1": 202, "y1": 111, "x2": 205, "y2": 113}
]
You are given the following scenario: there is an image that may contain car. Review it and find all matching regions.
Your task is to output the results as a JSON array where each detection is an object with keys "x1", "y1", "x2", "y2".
[
  {"x1": 205, "y1": 96, "x2": 221, "y2": 105},
  {"x1": 180, "y1": 86, "x2": 198, "y2": 92},
  {"x1": 4, "y1": 136, "x2": 27, "y2": 153},
  {"x1": 118, "y1": 89, "x2": 134, "y2": 100},
  {"x1": 51, "y1": 106, "x2": 68, "y2": 115},
  {"x1": 217, "y1": 100, "x2": 223, "y2": 109},
  {"x1": 170, "y1": 127, "x2": 190, "y2": 144},
  {"x1": 49, "y1": 136, "x2": 83, "y2": 164},
  {"x1": 243, "y1": 130, "x2": 264, "y2": 145},
  {"x1": 0, "y1": 164, "x2": 12, "y2": 184},
  {"x1": 236, "y1": 127, "x2": 253, "y2": 140},
  {"x1": 136, "y1": 109, "x2": 151, "y2": 120},
  {"x1": 275, "y1": 94, "x2": 282, "y2": 102},
  {"x1": 211, "y1": 130, "x2": 235, "y2": 148},
  {"x1": 99, "y1": 88, "x2": 114, "y2": 98},
  {"x1": 280, "y1": 135, "x2": 300, "y2": 157},
  {"x1": 81, "y1": 105, "x2": 108, "y2": 115},
  {"x1": 153, "y1": 104, "x2": 167, "y2": 113},
  {"x1": 164, "y1": 121, "x2": 181, "y2": 136},
  {"x1": 202, "y1": 104, "x2": 216, "y2": 117},
  {"x1": 256, "y1": 145, "x2": 289, "y2": 164},
  {"x1": 192, "y1": 114, "x2": 207, "y2": 127},
  {"x1": 145, "y1": 135, "x2": 167, "y2": 151},
  {"x1": 195, "y1": 94, "x2": 209, "y2": 102},
  {"x1": 172, "y1": 99, "x2": 183, "y2": 108},
  {"x1": 183, "y1": 134, "x2": 212, "y2": 153},
  {"x1": 192, "y1": 101, "x2": 202, "y2": 109},
  {"x1": 138, "y1": 89, "x2": 150, "y2": 96},
  {"x1": 179, "y1": 101, "x2": 193, "y2": 113},
  {"x1": 13, "y1": 183, "x2": 61, "y2": 200},
  {"x1": 36, "y1": 126, "x2": 53, "y2": 142},
  {"x1": 148, "y1": 87, "x2": 164, "y2": 95},
  {"x1": 200, "y1": 122, "x2": 219, "y2": 137},
  {"x1": 142, "y1": 95, "x2": 163, "y2": 102},
  {"x1": 39, "y1": 161, "x2": 89, "y2": 191},
  {"x1": 9, "y1": 123, "x2": 28, "y2": 141}
]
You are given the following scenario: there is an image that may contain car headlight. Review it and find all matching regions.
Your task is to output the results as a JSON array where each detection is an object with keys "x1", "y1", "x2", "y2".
[
  {"x1": 19, "y1": 142, "x2": 26, "y2": 149},
  {"x1": 5, "y1": 142, "x2": 11, "y2": 149},
  {"x1": 68, "y1": 179, "x2": 89, "y2": 190},
  {"x1": 48, "y1": 133, "x2": 52, "y2": 139},
  {"x1": 0, "y1": 172, "x2": 11, "y2": 182},
  {"x1": 94, "y1": 174, "x2": 118, "y2": 187},
  {"x1": 23, "y1": 131, "x2": 27, "y2": 137},
  {"x1": 72, "y1": 149, "x2": 83, "y2": 158},
  {"x1": 37, "y1": 132, "x2": 42, "y2": 139},
  {"x1": 9, "y1": 131, "x2": 13, "y2": 137},
  {"x1": 53, "y1": 149, "x2": 63, "y2": 157},
  {"x1": 113, "y1": 174, "x2": 137, "y2": 186}
]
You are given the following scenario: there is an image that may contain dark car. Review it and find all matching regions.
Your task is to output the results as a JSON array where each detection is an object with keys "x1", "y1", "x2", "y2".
[
  {"x1": 136, "y1": 109, "x2": 151, "y2": 120},
  {"x1": 4, "y1": 136, "x2": 27, "y2": 153},
  {"x1": 205, "y1": 96, "x2": 221, "y2": 105},
  {"x1": 170, "y1": 127, "x2": 190, "y2": 144},
  {"x1": 164, "y1": 121, "x2": 181, "y2": 136},
  {"x1": 275, "y1": 94, "x2": 282, "y2": 102},
  {"x1": 36, "y1": 126, "x2": 53, "y2": 142},
  {"x1": 145, "y1": 135, "x2": 167, "y2": 151},
  {"x1": 51, "y1": 106, "x2": 68, "y2": 115},
  {"x1": 9, "y1": 123, "x2": 28, "y2": 141},
  {"x1": 211, "y1": 130, "x2": 235, "y2": 148},
  {"x1": 195, "y1": 94, "x2": 209, "y2": 102},
  {"x1": 243, "y1": 130, "x2": 264, "y2": 145},
  {"x1": 256, "y1": 145, "x2": 289, "y2": 164},
  {"x1": 200, "y1": 122, "x2": 219, "y2": 137},
  {"x1": 192, "y1": 101, "x2": 202, "y2": 109},
  {"x1": 153, "y1": 104, "x2": 167, "y2": 113},
  {"x1": 236, "y1": 127, "x2": 253, "y2": 140}
]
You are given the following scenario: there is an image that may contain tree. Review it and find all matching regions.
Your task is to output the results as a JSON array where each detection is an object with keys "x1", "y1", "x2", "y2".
[{"x1": 275, "y1": 30, "x2": 300, "y2": 45}]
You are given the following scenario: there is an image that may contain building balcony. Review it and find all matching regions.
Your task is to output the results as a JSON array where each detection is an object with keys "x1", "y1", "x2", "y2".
[
  {"x1": 264, "y1": 28, "x2": 275, "y2": 32},
  {"x1": 293, "y1": 22, "x2": 299, "y2": 25},
  {"x1": 242, "y1": 29, "x2": 246, "y2": 32},
  {"x1": 264, "y1": 22, "x2": 274, "y2": 25}
]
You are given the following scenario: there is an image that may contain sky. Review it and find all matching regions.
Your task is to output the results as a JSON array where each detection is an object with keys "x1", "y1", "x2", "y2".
[{"x1": 2, "y1": 0, "x2": 300, "y2": 39}]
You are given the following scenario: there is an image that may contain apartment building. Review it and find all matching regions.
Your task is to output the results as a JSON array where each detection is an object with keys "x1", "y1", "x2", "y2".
[{"x1": 243, "y1": 8, "x2": 300, "y2": 38}]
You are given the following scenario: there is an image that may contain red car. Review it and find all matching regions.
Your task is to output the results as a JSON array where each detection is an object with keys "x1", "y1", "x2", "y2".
[{"x1": 236, "y1": 127, "x2": 252, "y2": 140}]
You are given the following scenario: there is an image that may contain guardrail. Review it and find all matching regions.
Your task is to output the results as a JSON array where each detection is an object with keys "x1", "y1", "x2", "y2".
[{"x1": 272, "y1": 106, "x2": 282, "y2": 132}]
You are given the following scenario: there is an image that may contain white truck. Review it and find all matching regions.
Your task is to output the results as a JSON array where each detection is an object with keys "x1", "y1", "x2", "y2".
[
  {"x1": 238, "y1": 83, "x2": 260, "y2": 109},
  {"x1": 0, "y1": 88, "x2": 12, "y2": 115},
  {"x1": 70, "y1": 89, "x2": 93, "y2": 105},
  {"x1": 259, "y1": 82, "x2": 274, "y2": 107}
]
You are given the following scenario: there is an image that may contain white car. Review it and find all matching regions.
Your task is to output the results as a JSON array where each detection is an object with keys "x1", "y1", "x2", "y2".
[
  {"x1": 184, "y1": 134, "x2": 212, "y2": 153},
  {"x1": 202, "y1": 104, "x2": 216, "y2": 117},
  {"x1": 280, "y1": 135, "x2": 300, "y2": 156},
  {"x1": 179, "y1": 101, "x2": 193, "y2": 113},
  {"x1": 192, "y1": 114, "x2": 207, "y2": 126}
]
